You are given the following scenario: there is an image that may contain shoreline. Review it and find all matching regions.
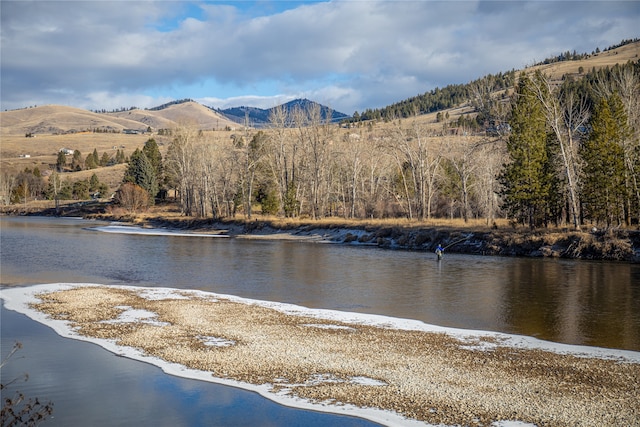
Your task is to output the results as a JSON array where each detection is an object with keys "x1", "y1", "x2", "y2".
[
  {"x1": 140, "y1": 216, "x2": 640, "y2": 262},
  {"x1": 3, "y1": 206, "x2": 640, "y2": 261},
  {"x1": 19, "y1": 203, "x2": 640, "y2": 261},
  {"x1": 2, "y1": 283, "x2": 639, "y2": 427}
]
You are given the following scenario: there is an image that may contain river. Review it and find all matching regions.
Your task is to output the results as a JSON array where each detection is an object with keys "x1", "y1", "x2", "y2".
[{"x1": 1, "y1": 216, "x2": 639, "y2": 426}]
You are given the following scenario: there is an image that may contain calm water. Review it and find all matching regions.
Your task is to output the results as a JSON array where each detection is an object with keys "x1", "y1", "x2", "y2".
[{"x1": 2, "y1": 216, "x2": 639, "y2": 425}]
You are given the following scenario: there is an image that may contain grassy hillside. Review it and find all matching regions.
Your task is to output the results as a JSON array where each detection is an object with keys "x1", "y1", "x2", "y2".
[
  {"x1": 352, "y1": 40, "x2": 639, "y2": 123},
  {"x1": 0, "y1": 132, "x2": 161, "y2": 191},
  {"x1": 2, "y1": 41, "x2": 636, "y2": 139},
  {"x1": 0, "y1": 105, "x2": 148, "y2": 136},
  {"x1": 108, "y1": 101, "x2": 238, "y2": 131},
  {"x1": 527, "y1": 41, "x2": 639, "y2": 81},
  {"x1": 1, "y1": 101, "x2": 239, "y2": 137}
]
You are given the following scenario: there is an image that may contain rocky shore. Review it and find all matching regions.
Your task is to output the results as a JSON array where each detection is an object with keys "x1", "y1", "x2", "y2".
[{"x1": 24, "y1": 285, "x2": 640, "y2": 427}]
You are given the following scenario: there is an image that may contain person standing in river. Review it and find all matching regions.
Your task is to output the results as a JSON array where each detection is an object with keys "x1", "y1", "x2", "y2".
[{"x1": 435, "y1": 244, "x2": 444, "y2": 260}]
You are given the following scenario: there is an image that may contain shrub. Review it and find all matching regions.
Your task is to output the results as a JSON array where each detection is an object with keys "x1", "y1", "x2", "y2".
[{"x1": 115, "y1": 183, "x2": 150, "y2": 213}]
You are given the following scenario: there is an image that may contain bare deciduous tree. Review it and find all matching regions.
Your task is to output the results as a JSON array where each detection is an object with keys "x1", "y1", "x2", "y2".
[
  {"x1": 0, "y1": 172, "x2": 16, "y2": 206},
  {"x1": 166, "y1": 123, "x2": 199, "y2": 215},
  {"x1": 388, "y1": 117, "x2": 443, "y2": 220},
  {"x1": 295, "y1": 103, "x2": 335, "y2": 219}
]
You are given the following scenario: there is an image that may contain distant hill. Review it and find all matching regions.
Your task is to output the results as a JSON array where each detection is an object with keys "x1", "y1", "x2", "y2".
[
  {"x1": 219, "y1": 98, "x2": 349, "y2": 127},
  {"x1": 0, "y1": 105, "x2": 150, "y2": 136},
  {"x1": 0, "y1": 99, "x2": 347, "y2": 136},
  {"x1": 0, "y1": 101, "x2": 238, "y2": 136},
  {"x1": 108, "y1": 101, "x2": 237, "y2": 131}
]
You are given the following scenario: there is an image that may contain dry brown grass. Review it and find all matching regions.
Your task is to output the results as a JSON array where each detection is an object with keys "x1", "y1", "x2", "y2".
[
  {"x1": 0, "y1": 131, "x2": 176, "y2": 194},
  {"x1": 0, "y1": 132, "x2": 156, "y2": 176},
  {"x1": 253, "y1": 214, "x2": 508, "y2": 232},
  {"x1": 109, "y1": 102, "x2": 239, "y2": 130},
  {"x1": 1, "y1": 42, "x2": 635, "y2": 144},
  {"x1": 0, "y1": 102, "x2": 239, "y2": 137},
  {"x1": 527, "y1": 42, "x2": 640, "y2": 81}
]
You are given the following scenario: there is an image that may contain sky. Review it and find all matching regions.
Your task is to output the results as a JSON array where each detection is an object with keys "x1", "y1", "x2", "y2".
[{"x1": 1, "y1": 1, "x2": 638, "y2": 115}]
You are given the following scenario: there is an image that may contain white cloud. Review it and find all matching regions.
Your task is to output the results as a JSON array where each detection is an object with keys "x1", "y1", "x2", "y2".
[{"x1": 1, "y1": 1, "x2": 638, "y2": 114}]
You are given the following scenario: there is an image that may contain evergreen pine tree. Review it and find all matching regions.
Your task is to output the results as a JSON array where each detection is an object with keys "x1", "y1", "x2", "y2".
[
  {"x1": 142, "y1": 138, "x2": 163, "y2": 189},
  {"x1": 608, "y1": 92, "x2": 636, "y2": 225},
  {"x1": 56, "y1": 151, "x2": 67, "y2": 172},
  {"x1": 580, "y1": 97, "x2": 627, "y2": 226},
  {"x1": 71, "y1": 150, "x2": 82, "y2": 171},
  {"x1": 85, "y1": 152, "x2": 97, "y2": 169},
  {"x1": 123, "y1": 148, "x2": 158, "y2": 204},
  {"x1": 499, "y1": 74, "x2": 552, "y2": 228},
  {"x1": 100, "y1": 152, "x2": 111, "y2": 167},
  {"x1": 89, "y1": 173, "x2": 100, "y2": 192}
]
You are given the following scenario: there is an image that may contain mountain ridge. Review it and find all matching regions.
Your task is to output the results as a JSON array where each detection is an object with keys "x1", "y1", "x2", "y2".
[{"x1": 217, "y1": 98, "x2": 349, "y2": 127}]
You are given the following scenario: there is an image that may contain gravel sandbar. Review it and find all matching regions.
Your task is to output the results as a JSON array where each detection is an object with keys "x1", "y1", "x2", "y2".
[{"x1": 28, "y1": 285, "x2": 640, "y2": 426}]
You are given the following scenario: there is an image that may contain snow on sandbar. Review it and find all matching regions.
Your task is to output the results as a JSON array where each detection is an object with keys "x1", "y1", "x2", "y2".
[
  {"x1": 198, "y1": 336, "x2": 236, "y2": 347},
  {"x1": 302, "y1": 323, "x2": 357, "y2": 331}
]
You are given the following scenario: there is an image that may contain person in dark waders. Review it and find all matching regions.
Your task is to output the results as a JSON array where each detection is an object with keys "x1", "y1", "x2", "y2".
[{"x1": 435, "y1": 244, "x2": 444, "y2": 260}]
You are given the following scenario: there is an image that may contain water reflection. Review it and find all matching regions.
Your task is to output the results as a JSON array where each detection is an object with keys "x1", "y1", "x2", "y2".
[
  {"x1": 0, "y1": 305, "x2": 381, "y2": 427},
  {"x1": 1, "y1": 216, "x2": 639, "y2": 350},
  {"x1": 502, "y1": 259, "x2": 640, "y2": 348}
]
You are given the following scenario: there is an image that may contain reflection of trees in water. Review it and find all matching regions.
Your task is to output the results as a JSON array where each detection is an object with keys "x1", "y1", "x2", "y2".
[{"x1": 503, "y1": 261, "x2": 640, "y2": 349}]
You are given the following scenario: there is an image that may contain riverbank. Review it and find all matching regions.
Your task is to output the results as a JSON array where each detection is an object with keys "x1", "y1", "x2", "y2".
[
  {"x1": 2, "y1": 201, "x2": 639, "y2": 262},
  {"x1": 93, "y1": 207, "x2": 640, "y2": 262},
  {"x1": 3, "y1": 284, "x2": 639, "y2": 427},
  {"x1": 144, "y1": 215, "x2": 640, "y2": 262}
]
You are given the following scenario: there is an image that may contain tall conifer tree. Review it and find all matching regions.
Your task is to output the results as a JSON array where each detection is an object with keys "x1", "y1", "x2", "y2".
[
  {"x1": 123, "y1": 148, "x2": 158, "y2": 204},
  {"x1": 499, "y1": 73, "x2": 552, "y2": 228},
  {"x1": 142, "y1": 138, "x2": 163, "y2": 183},
  {"x1": 580, "y1": 97, "x2": 626, "y2": 226}
]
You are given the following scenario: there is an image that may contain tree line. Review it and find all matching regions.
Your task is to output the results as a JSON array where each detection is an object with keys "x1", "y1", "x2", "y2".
[
  {"x1": 0, "y1": 147, "x2": 123, "y2": 205},
  {"x1": 347, "y1": 71, "x2": 515, "y2": 124},
  {"x1": 501, "y1": 62, "x2": 639, "y2": 228},
  {"x1": 1, "y1": 167, "x2": 110, "y2": 205},
  {"x1": 56, "y1": 148, "x2": 126, "y2": 172}
]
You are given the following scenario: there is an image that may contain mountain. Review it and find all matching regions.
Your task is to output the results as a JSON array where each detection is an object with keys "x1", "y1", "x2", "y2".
[
  {"x1": 2, "y1": 40, "x2": 636, "y2": 136},
  {"x1": 0, "y1": 99, "x2": 344, "y2": 136},
  {"x1": 219, "y1": 98, "x2": 349, "y2": 127}
]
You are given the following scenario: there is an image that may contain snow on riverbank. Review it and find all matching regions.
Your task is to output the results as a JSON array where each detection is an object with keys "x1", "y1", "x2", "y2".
[
  {"x1": 89, "y1": 224, "x2": 229, "y2": 238},
  {"x1": 3, "y1": 283, "x2": 639, "y2": 426}
]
